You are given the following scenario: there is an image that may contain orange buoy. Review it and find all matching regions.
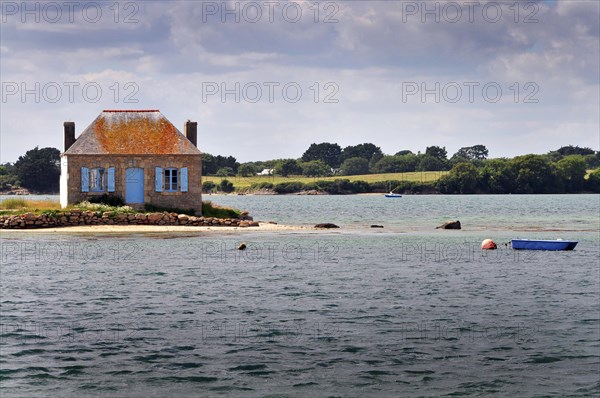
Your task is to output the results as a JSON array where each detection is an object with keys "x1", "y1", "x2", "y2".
[{"x1": 481, "y1": 239, "x2": 497, "y2": 250}]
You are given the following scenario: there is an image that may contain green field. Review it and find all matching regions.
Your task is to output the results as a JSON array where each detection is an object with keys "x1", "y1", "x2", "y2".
[{"x1": 203, "y1": 171, "x2": 448, "y2": 190}]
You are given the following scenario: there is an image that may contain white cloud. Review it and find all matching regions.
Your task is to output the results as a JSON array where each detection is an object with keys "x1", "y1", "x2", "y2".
[
  {"x1": 82, "y1": 69, "x2": 137, "y2": 82},
  {"x1": 1, "y1": 0, "x2": 598, "y2": 163}
]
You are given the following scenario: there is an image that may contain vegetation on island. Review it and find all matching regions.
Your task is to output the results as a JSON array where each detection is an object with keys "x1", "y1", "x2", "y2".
[
  {"x1": 0, "y1": 197, "x2": 240, "y2": 219},
  {"x1": 1, "y1": 147, "x2": 60, "y2": 193},
  {"x1": 2, "y1": 143, "x2": 599, "y2": 195}
]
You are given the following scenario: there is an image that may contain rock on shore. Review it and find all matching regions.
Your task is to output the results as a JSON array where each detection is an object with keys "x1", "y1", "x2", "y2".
[
  {"x1": 435, "y1": 220, "x2": 461, "y2": 229},
  {"x1": 314, "y1": 223, "x2": 340, "y2": 229}
]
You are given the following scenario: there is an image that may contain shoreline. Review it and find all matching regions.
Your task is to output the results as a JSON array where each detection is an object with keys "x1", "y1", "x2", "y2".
[
  {"x1": 1, "y1": 223, "x2": 594, "y2": 235},
  {"x1": 0, "y1": 222, "x2": 315, "y2": 234}
]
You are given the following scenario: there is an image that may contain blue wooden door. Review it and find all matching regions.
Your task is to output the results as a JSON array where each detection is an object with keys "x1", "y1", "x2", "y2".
[{"x1": 125, "y1": 168, "x2": 144, "y2": 204}]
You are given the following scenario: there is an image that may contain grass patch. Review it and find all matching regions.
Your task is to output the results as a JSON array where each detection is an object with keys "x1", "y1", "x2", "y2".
[
  {"x1": 0, "y1": 198, "x2": 61, "y2": 215},
  {"x1": 1, "y1": 198, "x2": 60, "y2": 210},
  {"x1": 1, "y1": 198, "x2": 28, "y2": 209},
  {"x1": 202, "y1": 201, "x2": 241, "y2": 218},
  {"x1": 203, "y1": 171, "x2": 448, "y2": 190},
  {"x1": 41, "y1": 209, "x2": 62, "y2": 219},
  {"x1": 0, "y1": 198, "x2": 243, "y2": 220}
]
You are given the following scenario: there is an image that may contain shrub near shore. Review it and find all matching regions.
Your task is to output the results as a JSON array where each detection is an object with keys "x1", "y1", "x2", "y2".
[
  {"x1": 203, "y1": 171, "x2": 446, "y2": 191},
  {"x1": 0, "y1": 199, "x2": 241, "y2": 219},
  {"x1": 264, "y1": 179, "x2": 436, "y2": 194},
  {"x1": 218, "y1": 179, "x2": 436, "y2": 194}
]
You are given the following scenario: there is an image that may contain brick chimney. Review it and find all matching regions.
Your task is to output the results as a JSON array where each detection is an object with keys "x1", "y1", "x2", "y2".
[
  {"x1": 64, "y1": 122, "x2": 76, "y2": 151},
  {"x1": 185, "y1": 120, "x2": 197, "y2": 147}
]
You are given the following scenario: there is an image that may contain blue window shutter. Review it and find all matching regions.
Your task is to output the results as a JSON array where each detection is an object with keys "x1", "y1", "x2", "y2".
[
  {"x1": 155, "y1": 167, "x2": 163, "y2": 192},
  {"x1": 180, "y1": 167, "x2": 188, "y2": 192},
  {"x1": 81, "y1": 167, "x2": 89, "y2": 192},
  {"x1": 107, "y1": 167, "x2": 116, "y2": 192}
]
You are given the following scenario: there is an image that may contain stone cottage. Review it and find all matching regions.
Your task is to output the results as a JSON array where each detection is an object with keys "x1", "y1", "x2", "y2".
[{"x1": 60, "y1": 110, "x2": 202, "y2": 213}]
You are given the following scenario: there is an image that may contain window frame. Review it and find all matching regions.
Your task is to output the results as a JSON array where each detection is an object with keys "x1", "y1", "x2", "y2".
[
  {"x1": 164, "y1": 168, "x2": 178, "y2": 192},
  {"x1": 89, "y1": 167, "x2": 106, "y2": 192}
]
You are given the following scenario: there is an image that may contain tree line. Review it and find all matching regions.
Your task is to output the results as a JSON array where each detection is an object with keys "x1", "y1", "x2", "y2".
[
  {"x1": 1, "y1": 144, "x2": 599, "y2": 194},
  {"x1": 437, "y1": 153, "x2": 600, "y2": 194},
  {"x1": 205, "y1": 143, "x2": 600, "y2": 194},
  {"x1": 1, "y1": 147, "x2": 60, "y2": 193},
  {"x1": 205, "y1": 143, "x2": 600, "y2": 179}
]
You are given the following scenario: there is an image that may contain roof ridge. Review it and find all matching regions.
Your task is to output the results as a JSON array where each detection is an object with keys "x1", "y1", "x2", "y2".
[{"x1": 103, "y1": 109, "x2": 160, "y2": 113}]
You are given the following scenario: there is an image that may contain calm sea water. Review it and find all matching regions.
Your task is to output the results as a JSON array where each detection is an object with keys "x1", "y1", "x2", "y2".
[{"x1": 1, "y1": 195, "x2": 599, "y2": 397}]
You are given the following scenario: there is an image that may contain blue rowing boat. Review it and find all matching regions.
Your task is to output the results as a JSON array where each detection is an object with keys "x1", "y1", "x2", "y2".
[{"x1": 511, "y1": 239, "x2": 578, "y2": 251}]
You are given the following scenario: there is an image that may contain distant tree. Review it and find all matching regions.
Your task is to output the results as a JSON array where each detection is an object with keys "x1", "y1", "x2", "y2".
[
  {"x1": 301, "y1": 143, "x2": 342, "y2": 168},
  {"x1": 396, "y1": 154, "x2": 419, "y2": 172},
  {"x1": 14, "y1": 147, "x2": 60, "y2": 193},
  {"x1": 215, "y1": 155, "x2": 239, "y2": 173},
  {"x1": 425, "y1": 146, "x2": 448, "y2": 161},
  {"x1": 371, "y1": 156, "x2": 401, "y2": 173},
  {"x1": 585, "y1": 168, "x2": 600, "y2": 192},
  {"x1": 437, "y1": 162, "x2": 479, "y2": 194},
  {"x1": 249, "y1": 160, "x2": 277, "y2": 171},
  {"x1": 301, "y1": 160, "x2": 330, "y2": 177},
  {"x1": 417, "y1": 154, "x2": 448, "y2": 171},
  {"x1": 372, "y1": 155, "x2": 418, "y2": 173},
  {"x1": 216, "y1": 167, "x2": 234, "y2": 177},
  {"x1": 509, "y1": 154, "x2": 561, "y2": 193},
  {"x1": 203, "y1": 154, "x2": 239, "y2": 175},
  {"x1": 0, "y1": 163, "x2": 19, "y2": 190},
  {"x1": 202, "y1": 181, "x2": 216, "y2": 193},
  {"x1": 547, "y1": 146, "x2": 595, "y2": 163},
  {"x1": 556, "y1": 155, "x2": 587, "y2": 193},
  {"x1": 237, "y1": 163, "x2": 257, "y2": 177},
  {"x1": 453, "y1": 145, "x2": 488, "y2": 161},
  {"x1": 202, "y1": 153, "x2": 216, "y2": 175},
  {"x1": 341, "y1": 143, "x2": 383, "y2": 163},
  {"x1": 583, "y1": 153, "x2": 600, "y2": 169},
  {"x1": 479, "y1": 158, "x2": 516, "y2": 193},
  {"x1": 340, "y1": 157, "x2": 370, "y2": 176},
  {"x1": 219, "y1": 179, "x2": 235, "y2": 193},
  {"x1": 0, "y1": 163, "x2": 16, "y2": 175},
  {"x1": 394, "y1": 150, "x2": 414, "y2": 156},
  {"x1": 554, "y1": 145, "x2": 595, "y2": 157},
  {"x1": 368, "y1": 151, "x2": 384, "y2": 172},
  {"x1": 274, "y1": 159, "x2": 302, "y2": 177},
  {"x1": 448, "y1": 154, "x2": 469, "y2": 167}
]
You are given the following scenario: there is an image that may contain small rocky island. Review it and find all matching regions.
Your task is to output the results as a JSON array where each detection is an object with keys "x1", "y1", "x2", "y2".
[{"x1": 0, "y1": 210, "x2": 259, "y2": 229}]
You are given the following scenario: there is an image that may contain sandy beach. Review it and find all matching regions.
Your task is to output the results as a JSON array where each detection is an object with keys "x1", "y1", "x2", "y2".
[{"x1": 1, "y1": 222, "x2": 315, "y2": 234}]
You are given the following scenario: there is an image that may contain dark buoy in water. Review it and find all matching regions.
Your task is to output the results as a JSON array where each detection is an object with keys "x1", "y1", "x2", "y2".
[
  {"x1": 238, "y1": 243, "x2": 247, "y2": 250},
  {"x1": 481, "y1": 239, "x2": 497, "y2": 250}
]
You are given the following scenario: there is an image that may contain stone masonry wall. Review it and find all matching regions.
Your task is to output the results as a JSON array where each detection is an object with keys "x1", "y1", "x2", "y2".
[
  {"x1": 63, "y1": 154, "x2": 202, "y2": 213},
  {"x1": 1, "y1": 211, "x2": 259, "y2": 229}
]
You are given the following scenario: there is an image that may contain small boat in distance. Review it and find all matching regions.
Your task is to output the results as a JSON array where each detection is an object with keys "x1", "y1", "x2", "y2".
[
  {"x1": 384, "y1": 192, "x2": 402, "y2": 198},
  {"x1": 511, "y1": 239, "x2": 578, "y2": 251}
]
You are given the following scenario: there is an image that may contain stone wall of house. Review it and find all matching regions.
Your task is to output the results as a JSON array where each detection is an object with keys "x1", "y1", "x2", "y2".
[
  {"x1": 1, "y1": 211, "x2": 259, "y2": 229},
  {"x1": 63, "y1": 154, "x2": 202, "y2": 213}
]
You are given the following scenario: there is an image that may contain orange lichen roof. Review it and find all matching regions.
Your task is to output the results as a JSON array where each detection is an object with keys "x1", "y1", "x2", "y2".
[{"x1": 64, "y1": 110, "x2": 200, "y2": 155}]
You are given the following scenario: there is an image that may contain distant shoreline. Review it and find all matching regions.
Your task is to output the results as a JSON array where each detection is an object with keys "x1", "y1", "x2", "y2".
[{"x1": 0, "y1": 222, "x2": 314, "y2": 234}]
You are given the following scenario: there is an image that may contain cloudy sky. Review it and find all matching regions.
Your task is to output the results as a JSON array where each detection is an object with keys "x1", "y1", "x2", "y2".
[{"x1": 1, "y1": 0, "x2": 598, "y2": 162}]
